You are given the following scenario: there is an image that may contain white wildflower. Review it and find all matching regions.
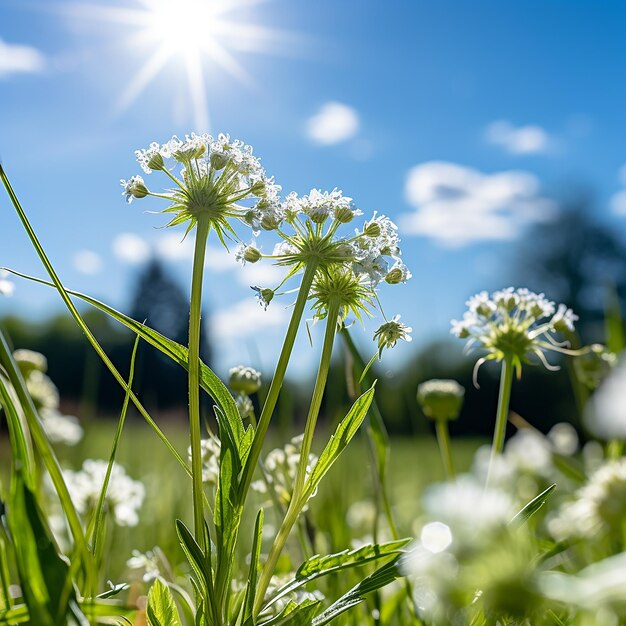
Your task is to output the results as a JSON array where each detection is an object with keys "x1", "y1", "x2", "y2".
[
  {"x1": 189, "y1": 436, "x2": 221, "y2": 485},
  {"x1": 63, "y1": 460, "x2": 145, "y2": 527},
  {"x1": 373, "y1": 315, "x2": 412, "y2": 355},
  {"x1": 229, "y1": 365, "x2": 262, "y2": 394},
  {"x1": 127, "y1": 549, "x2": 161, "y2": 583},
  {"x1": 40, "y1": 409, "x2": 83, "y2": 446},
  {"x1": 451, "y1": 287, "x2": 579, "y2": 381}
]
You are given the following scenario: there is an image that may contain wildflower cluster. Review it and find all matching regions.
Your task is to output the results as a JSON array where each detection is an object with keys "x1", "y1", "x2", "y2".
[
  {"x1": 14, "y1": 349, "x2": 83, "y2": 446},
  {"x1": 63, "y1": 459, "x2": 145, "y2": 527},
  {"x1": 451, "y1": 287, "x2": 578, "y2": 380},
  {"x1": 252, "y1": 435, "x2": 318, "y2": 508},
  {"x1": 190, "y1": 435, "x2": 221, "y2": 485},
  {"x1": 122, "y1": 133, "x2": 278, "y2": 241}
]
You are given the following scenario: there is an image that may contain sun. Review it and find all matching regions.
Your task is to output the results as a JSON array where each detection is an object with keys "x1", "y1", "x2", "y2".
[{"x1": 65, "y1": 0, "x2": 294, "y2": 130}]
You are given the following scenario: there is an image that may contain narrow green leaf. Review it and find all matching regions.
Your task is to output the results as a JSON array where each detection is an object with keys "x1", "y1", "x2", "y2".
[
  {"x1": 175, "y1": 520, "x2": 212, "y2": 600},
  {"x1": 311, "y1": 558, "x2": 402, "y2": 626},
  {"x1": 259, "y1": 599, "x2": 320, "y2": 626},
  {"x1": 3, "y1": 268, "x2": 242, "y2": 433},
  {"x1": 146, "y1": 578, "x2": 183, "y2": 626},
  {"x1": 243, "y1": 509, "x2": 264, "y2": 624},
  {"x1": 303, "y1": 385, "x2": 376, "y2": 501},
  {"x1": 263, "y1": 540, "x2": 409, "y2": 614},
  {"x1": 8, "y1": 471, "x2": 89, "y2": 626},
  {"x1": 511, "y1": 484, "x2": 557, "y2": 527}
]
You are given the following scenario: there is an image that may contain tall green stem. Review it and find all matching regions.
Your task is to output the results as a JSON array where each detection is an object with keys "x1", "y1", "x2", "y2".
[
  {"x1": 214, "y1": 261, "x2": 319, "y2": 617},
  {"x1": 435, "y1": 419, "x2": 455, "y2": 480},
  {"x1": 487, "y1": 357, "x2": 514, "y2": 487},
  {"x1": 189, "y1": 213, "x2": 211, "y2": 548},
  {"x1": 239, "y1": 261, "x2": 319, "y2": 500},
  {"x1": 253, "y1": 298, "x2": 341, "y2": 616}
]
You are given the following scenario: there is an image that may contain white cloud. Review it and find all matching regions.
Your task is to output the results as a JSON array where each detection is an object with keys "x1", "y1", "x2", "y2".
[
  {"x1": 212, "y1": 298, "x2": 288, "y2": 339},
  {"x1": 307, "y1": 102, "x2": 360, "y2": 145},
  {"x1": 485, "y1": 120, "x2": 550, "y2": 155},
  {"x1": 73, "y1": 250, "x2": 102, "y2": 275},
  {"x1": 154, "y1": 232, "x2": 235, "y2": 271},
  {"x1": 112, "y1": 233, "x2": 150, "y2": 264},
  {"x1": 234, "y1": 262, "x2": 284, "y2": 287},
  {"x1": 0, "y1": 39, "x2": 45, "y2": 78},
  {"x1": 400, "y1": 161, "x2": 555, "y2": 247}
]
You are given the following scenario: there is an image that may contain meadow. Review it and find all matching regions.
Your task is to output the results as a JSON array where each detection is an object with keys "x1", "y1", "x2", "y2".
[{"x1": 0, "y1": 134, "x2": 625, "y2": 626}]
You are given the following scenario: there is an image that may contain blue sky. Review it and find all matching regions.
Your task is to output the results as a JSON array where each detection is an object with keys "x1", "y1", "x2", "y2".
[{"x1": 1, "y1": 0, "x2": 625, "y2": 377}]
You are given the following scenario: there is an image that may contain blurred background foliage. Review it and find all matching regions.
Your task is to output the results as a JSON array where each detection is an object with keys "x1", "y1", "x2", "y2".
[{"x1": 0, "y1": 199, "x2": 624, "y2": 440}]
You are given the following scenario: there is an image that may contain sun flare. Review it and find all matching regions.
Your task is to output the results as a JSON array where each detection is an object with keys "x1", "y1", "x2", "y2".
[{"x1": 65, "y1": 0, "x2": 293, "y2": 129}]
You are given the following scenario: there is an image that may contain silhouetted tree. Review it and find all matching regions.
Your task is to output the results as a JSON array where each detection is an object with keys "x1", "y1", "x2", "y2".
[
  {"x1": 517, "y1": 197, "x2": 626, "y2": 342},
  {"x1": 129, "y1": 259, "x2": 212, "y2": 410}
]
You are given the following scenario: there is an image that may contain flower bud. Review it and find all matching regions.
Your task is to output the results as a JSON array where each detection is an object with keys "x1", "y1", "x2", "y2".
[
  {"x1": 210, "y1": 151, "x2": 229, "y2": 170},
  {"x1": 229, "y1": 365, "x2": 262, "y2": 394},
  {"x1": 236, "y1": 393, "x2": 254, "y2": 418},
  {"x1": 243, "y1": 246, "x2": 262, "y2": 264},
  {"x1": 147, "y1": 152, "x2": 164, "y2": 171},
  {"x1": 252, "y1": 286, "x2": 274, "y2": 309},
  {"x1": 363, "y1": 219, "x2": 381, "y2": 237},
  {"x1": 417, "y1": 379, "x2": 464, "y2": 421},
  {"x1": 334, "y1": 205, "x2": 357, "y2": 223},
  {"x1": 250, "y1": 180, "x2": 266, "y2": 197},
  {"x1": 261, "y1": 211, "x2": 282, "y2": 231}
]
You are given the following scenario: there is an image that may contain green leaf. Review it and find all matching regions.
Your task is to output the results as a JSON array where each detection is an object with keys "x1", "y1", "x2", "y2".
[
  {"x1": 263, "y1": 540, "x2": 409, "y2": 614},
  {"x1": 243, "y1": 510, "x2": 264, "y2": 624},
  {"x1": 146, "y1": 578, "x2": 183, "y2": 626},
  {"x1": 175, "y1": 520, "x2": 213, "y2": 600},
  {"x1": 8, "y1": 471, "x2": 89, "y2": 626},
  {"x1": 311, "y1": 558, "x2": 402, "y2": 625},
  {"x1": 511, "y1": 483, "x2": 557, "y2": 527},
  {"x1": 302, "y1": 384, "x2": 376, "y2": 501},
  {"x1": 3, "y1": 268, "x2": 242, "y2": 433},
  {"x1": 259, "y1": 599, "x2": 320, "y2": 626}
]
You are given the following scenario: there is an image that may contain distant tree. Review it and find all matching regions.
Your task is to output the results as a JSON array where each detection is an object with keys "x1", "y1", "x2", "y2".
[
  {"x1": 129, "y1": 259, "x2": 212, "y2": 410},
  {"x1": 516, "y1": 197, "x2": 626, "y2": 342}
]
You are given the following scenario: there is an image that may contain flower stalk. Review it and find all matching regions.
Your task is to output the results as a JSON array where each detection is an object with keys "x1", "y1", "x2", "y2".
[
  {"x1": 435, "y1": 419, "x2": 455, "y2": 480},
  {"x1": 189, "y1": 212, "x2": 211, "y2": 549},
  {"x1": 487, "y1": 356, "x2": 514, "y2": 486},
  {"x1": 253, "y1": 296, "x2": 341, "y2": 616}
]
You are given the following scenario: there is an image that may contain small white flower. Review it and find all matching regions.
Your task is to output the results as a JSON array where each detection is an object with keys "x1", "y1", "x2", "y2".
[
  {"x1": 63, "y1": 460, "x2": 145, "y2": 527},
  {"x1": 127, "y1": 549, "x2": 161, "y2": 583},
  {"x1": 373, "y1": 315, "x2": 412, "y2": 355},
  {"x1": 40, "y1": 409, "x2": 83, "y2": 446},
  {"x1": 120, "y1": 176, "x2": 147, "y2": 203},
  {"x1": 189, "y1": 436, "x2": 221, "y2": 485}
]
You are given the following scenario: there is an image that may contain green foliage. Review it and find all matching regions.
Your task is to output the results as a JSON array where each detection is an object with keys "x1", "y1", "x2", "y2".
[{"x1": 146, "y1": 578, "x2": 183, "y2": 626}]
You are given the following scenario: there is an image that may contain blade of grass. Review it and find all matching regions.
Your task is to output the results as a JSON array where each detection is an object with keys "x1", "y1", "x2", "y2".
[{"x1": 0, "y1": 165, "x2": 190, "y2": 479}]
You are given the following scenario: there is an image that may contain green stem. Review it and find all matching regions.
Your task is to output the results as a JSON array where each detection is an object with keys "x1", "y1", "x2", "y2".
[
  {"x1": 487, "y1": 357, "x2": 514, "y2": 487},
  {"x1": 253, "y1": 298, "x2": 341, "y2": 616},
  {"x1": 239, "y1": 261, "x2": 319, "y2": 500},
  {"x1": 435, "y1": 419, "x2": 455, "y2": 480},
  {"x1": 213, "y1": 261, "x2": 319, "y2": 622},
  {"x1": 189, "y1": 213, "x2": 211, "y2": 549}
]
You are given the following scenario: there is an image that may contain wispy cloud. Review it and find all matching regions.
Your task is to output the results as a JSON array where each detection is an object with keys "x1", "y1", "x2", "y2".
[
  {"x1": 73, "y1": 249, "x2": 102, "y2": 275},
  {"x1": 112, "y1": 233, "x2": 150, "y2": 264},
  {"x1": 399, "y1": 161, "x2": 555, "y2": 247},
  {"x1": 307, "y1": 102, "x2": 360, "y2": 145},
  {"x1": 610, "y1": 165, "x2": 626, "y2": 215},
  {"x1": 154, "y1": 232, "x2": 236, "y2": 271},
  {"x1": 485, "y1": 120, "x2": 550, "y2": 155},
  {"x1": 0, "y1": 39, "x2": 45, "y2": 78},
  {"x1": 212, "y1": 298, "x2": 288, "y2": 339}
]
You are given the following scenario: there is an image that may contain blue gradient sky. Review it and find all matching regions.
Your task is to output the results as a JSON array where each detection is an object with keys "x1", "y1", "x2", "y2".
[{"x1": 1, "y1": 0, "x2": 625, "y2": 376}]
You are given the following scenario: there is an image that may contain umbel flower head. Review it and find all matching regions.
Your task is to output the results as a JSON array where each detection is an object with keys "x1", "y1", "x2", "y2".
[
  {"x1": 451, "y1": 287, "x2": 579, "y2": 382},
  {"x1": 122, "y1": 133, "x2": 278, "y2": 244},
  {"x1": 253, "y1": 188, "x2": 411, "y2": 324}
]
